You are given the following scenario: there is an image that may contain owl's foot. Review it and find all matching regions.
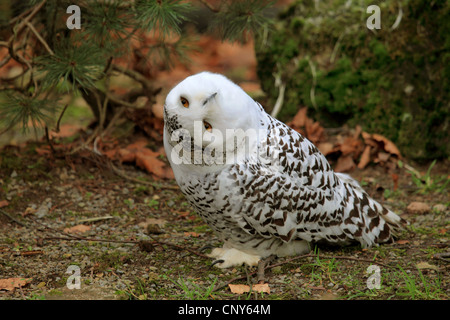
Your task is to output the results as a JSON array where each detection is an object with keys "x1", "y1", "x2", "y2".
[{"x1": 206, "y1": 247, "x2": 261, "y2": 269}]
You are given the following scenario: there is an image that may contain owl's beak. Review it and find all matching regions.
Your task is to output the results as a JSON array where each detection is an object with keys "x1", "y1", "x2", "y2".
[{"x1": 203, "y1": 92, "x2": 218, "y2": 106}]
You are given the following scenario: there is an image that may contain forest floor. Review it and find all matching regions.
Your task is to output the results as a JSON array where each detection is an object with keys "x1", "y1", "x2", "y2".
[{"x1": 0, "y1": 136, "x2": 448, "y2": 300}]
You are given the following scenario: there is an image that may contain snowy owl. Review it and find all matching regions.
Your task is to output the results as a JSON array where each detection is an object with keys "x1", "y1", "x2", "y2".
[{"x1": 163, "y1": 72, "x2": 407, "y2": 268}]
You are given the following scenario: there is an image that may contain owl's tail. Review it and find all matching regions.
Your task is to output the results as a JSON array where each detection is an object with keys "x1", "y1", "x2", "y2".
[{"x1": 336, "y1": 173, "x2": 408, "y2": 247}]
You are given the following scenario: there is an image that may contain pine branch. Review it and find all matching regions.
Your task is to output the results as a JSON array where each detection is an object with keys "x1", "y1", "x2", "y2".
[
  {"x1": 209, "y1": 0, "x2": 274, "y2": 43},
  {"x1": 135, "y1": 0, "x2": 191, "y2": 37}
]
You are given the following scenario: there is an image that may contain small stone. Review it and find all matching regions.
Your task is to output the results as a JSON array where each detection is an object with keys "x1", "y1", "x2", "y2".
[
  {"x1": 433, "y1": 204, "x2": 447, "y2": 213},
  {"x1": 35, "y1": 203, "x2": 49, "y2": 218},
  {"x1": 406, "y1": 201, "x2": 431, "y2": 214}
]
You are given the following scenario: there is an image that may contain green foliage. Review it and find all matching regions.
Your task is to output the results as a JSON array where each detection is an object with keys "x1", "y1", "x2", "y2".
[
  {"x1": 0, "y1": 93, "x2": 56, "y2": 133},
  {"x1": 164, "y1": 274, "x2": 219, "y2": 300},
  {"x1": 135, "y1": 0, "x2": 191, "y2": 37},
  {"x1": 37, "y1": 40, "x2": 106, "y2": 92},
  {"x1": 256, "y1": 0, "x2": 450, "y2": 160},
  {"x1": 210, "y1": 0, "x2": 274, "y2": 43},
  {"x1": 0, "y1": 0, "x2": 274, "y2": 135},
  {"x1": 406, "y1": 160, "x2": 450, "y2": 194},
  {"x1": 82, "y1": 0, "x2": 134, "y2": 49}
]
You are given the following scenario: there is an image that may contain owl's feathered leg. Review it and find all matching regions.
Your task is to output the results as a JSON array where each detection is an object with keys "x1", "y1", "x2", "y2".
[{"x1": 206, "y1": 245, "x2": 261, "y2": 268}]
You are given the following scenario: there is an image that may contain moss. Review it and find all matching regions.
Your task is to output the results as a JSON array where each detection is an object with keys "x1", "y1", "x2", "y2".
[{"x1": 256, "y1": 0, "x2": 449, "y2": 160}]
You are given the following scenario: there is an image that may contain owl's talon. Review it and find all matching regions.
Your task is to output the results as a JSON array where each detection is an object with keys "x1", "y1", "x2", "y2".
[
  {"x1": 211, "y1": 259, "x2": 225, "y2": 267},
  {"x1": 199, "y1": 245, "x2": 216, "y2": 253}
]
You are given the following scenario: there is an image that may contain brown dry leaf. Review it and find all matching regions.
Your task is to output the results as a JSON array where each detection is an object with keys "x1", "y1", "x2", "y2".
[
  {"x1": 317, "y1": 142, "x2": 334, "y2": 156},
  {"x1": 35, "y1": 146, "x2": 51, "y2": 156},
  {"x1": 290, "y1": 107, "x2": 308, "y2": 128},
  {"x1": 371, "y1": 133, "x2": 401, "y2": 157},
  {"x1": 358, "y1": 145, "x2": 372, "y2": 169},
  {"x1": 334, "y1": 155, "x2": 356, "y2": 172},
  {"x1": 50, "y1": 124, "x2": 80, "y2": 139},
  {"x1": 375, "y1": 152, "x2": 390, "y2": 163},
  {"x1": 288, "y1": 107, "x2": 325, "y2": 143},
  {"x1": 396, "y1": 239, "x2": 410, "y2": 245},
  {"x1": 353, "y1": 125, "x2": 362, "y2": 139},
  {"x1": 0, "y1": 277, "x2": 32, "y2": 291},
  {"x1": 104, "y1": 138, "x2": 174, "y2": 179},
  {"x1": 391, "y1": 173, "x2": 399, "y2": 191},
  {"x1": 63, "y1": 224, "x2": 91, "y2": 234},
  {"x1": 305, "y1": 119, "x2": 324, "y2": 144},
  {"x1": 118, "y1": 148, "x2": 136, "y2": 163},
  {"x1": 0, "y1": 200, "x2": 9, "y2": 208},
  {"x1": 184, "y1": 232, "x2": 200, "y2": 237},
  {"x1": 135, "y1": 150, "x2": 167, "y2": 178},
  {"x1": 253, "y1": 283, "x2": 270, "y2": 294},
  {"x1": 339, "y1": 136, "x2": 363, "y2": 157},
  {"x1": 229, "y1": 283, "x2": 270, "y2": 294}
]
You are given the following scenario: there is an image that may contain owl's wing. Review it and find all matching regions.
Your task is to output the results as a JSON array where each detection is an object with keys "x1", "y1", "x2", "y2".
[{"x1": 225, "y1": 117, "x2": 406, "y2": 247}]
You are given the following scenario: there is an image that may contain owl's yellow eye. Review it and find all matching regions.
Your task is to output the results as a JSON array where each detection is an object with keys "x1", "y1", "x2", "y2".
[
  {"x1": 180, "y1": 97, "x2": 189, "y2": 108},
  {"x1": 203, "y1": 120, "x2": 212, "y2": 132}
]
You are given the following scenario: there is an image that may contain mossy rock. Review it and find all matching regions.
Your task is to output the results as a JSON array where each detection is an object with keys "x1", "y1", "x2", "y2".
[{"x1": 255, "y1": 0, "x2": 449, "y2": 160}]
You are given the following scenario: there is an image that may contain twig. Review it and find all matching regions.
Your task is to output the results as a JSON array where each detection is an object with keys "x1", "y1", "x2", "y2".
[
  {"x1": 55, "y1": 104, "x2": 69, "y2": 133},
  {"x1": 112, "y1": 64, "x2": 152, "y2": 88},
  {"x1": 149, "y1": 235, "x2": 210, "y2": 259},
  {"x1": 77, "y1": 215, "x2": 114, "y2": 223},
  {"x1": 198, "y1": 0, "x2": 219, "y2": 12},
  {"x1": 25, "y1": 21, "x2": 54, "y2": 55},
  {"x1": 44, "y1": 126, "x2": 56, "y2": 154},
  {"x1": 0, "y1": 209, "x2": 28, "y2": 227},
  {"x1": 10, "y1": 0, "x2": 47, "y2": 40},
  {"x1": 105, "y1": 91, "x2": 140, "y2": 108},
  {"x1": 43, "y1": 236, "x2": 137, "y2": 244},
  {"x1": 14, "y1": 52, "x2": 38, "y2": 97},
  {"x1": 109, "y1": 161, "x2": 179, "y2": 190}
]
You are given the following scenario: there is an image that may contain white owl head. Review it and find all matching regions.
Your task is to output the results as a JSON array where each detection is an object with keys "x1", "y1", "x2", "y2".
[{"x1": 164, "y1": 72, "x2": 264, "y2": 166}]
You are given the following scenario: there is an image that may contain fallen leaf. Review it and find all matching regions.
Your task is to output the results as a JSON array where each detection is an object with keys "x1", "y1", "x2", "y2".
[
  {"x1": 135, "y1": 150, "x2": 167, "y2": 178},
  {"x1": 334, "y1": 155, "x2": 355, "y2": 172},
  {"x1": 339, "y1": 136, "x2": 362, "y2": 156},
  {"x1": 317, "y1": 142, "x2": 334, "y2": 156},
  {"x1": 396, "y1": 240, "x2": 410, "y2": 245},
  {"x1": 118, "y1": 148, "x2": 136, "y2": 163},
  {"x1": 184, "y1": 232, "x2": 200, "y2": 237},
  {"x1": 0, "y1": 200, "x2": 9, "y2": 208},
  {"x1": 391, "y1": 173, "x2": 399, "y2": 191},
  {"x1": 228, "y1": 283, "x2": 270, "y2": 294},
  {"x1": 416, "y1": 261, "x2": 440, "y2": 271},
  {"x1": 357, "y1": 145, "x2": 371, "y2": 169},
  {"x1": 0, "y1": 277, "x2": 32, "y2": 291},
  {"x1": 375, "y1": 151, "x2": 390, "y2": 163},
  {"x1": 35, "y1": 146, "x2": 51, "y2": 156},
  {"x1": 290, "y1": 107, "x2": 307, "y2": 128},
  {"x1": 50, "y1": 124, "x2": 80, "y2": 139},
  {"x1": 371, "y1": 133, "x2": 401, "y2": 157},
  {"x1": 63, "y1": 224, "x2": 91, "y2": 234},
  {"x1": 305, "y1": 119, "x2": 324, "y2": 144}
]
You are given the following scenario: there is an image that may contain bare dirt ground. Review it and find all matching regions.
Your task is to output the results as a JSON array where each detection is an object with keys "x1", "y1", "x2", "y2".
[{"x1": 0, "y1": 139, "x2": 448, "y2": 300}]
